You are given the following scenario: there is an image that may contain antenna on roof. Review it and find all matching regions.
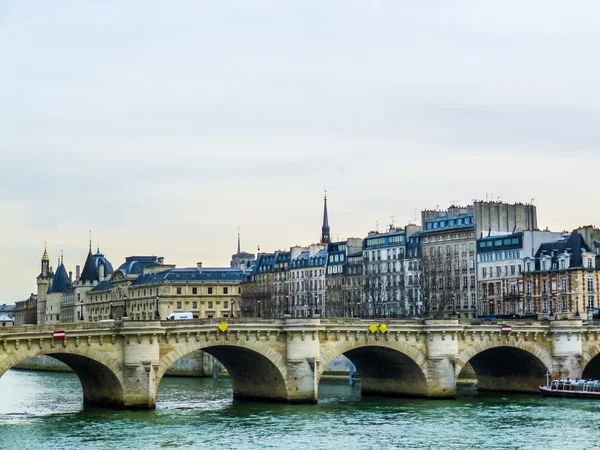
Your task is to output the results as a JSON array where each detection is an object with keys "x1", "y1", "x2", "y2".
[
  {"x1": 413, "y1": 209, "x2": 417, "y2": 224},
  {"x1": 375, "y1": 221, "x2": 379, "y2": 233},
  {"x1": 390, "y1": 216, "x2": 396, "y2": 229}
]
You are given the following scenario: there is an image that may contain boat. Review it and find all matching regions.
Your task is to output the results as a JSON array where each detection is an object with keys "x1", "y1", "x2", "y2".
[{"x1": 540, "y1": 375, "x2": 600, "y2": 398}]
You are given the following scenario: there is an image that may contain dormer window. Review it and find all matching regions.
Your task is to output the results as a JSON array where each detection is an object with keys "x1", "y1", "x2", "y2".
[
  {"x1": 588, "y1": 258, "x2": 594, "y2": 269},
  {"x1": 542, "y1": 261, "x2": 547, "y2": 271}
]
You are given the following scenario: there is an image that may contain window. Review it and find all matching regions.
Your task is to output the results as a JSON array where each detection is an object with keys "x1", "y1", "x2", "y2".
[
  {"x1": 542, "y1": 261, "x2": 547, "y2": 271},
  {"x1": 192, "y1": 301, "x2": 197, "y2": 309},
  {"x1": 559, "y1": 259, "x2": 566, "y2": 270},
  {"x1": 224, "y1": 301, "x2": 229, "y2": 309},
  {"x1": 561, "y1": 278, "x2": 567, "y2": 293},
  {"x1": 527, "y1": 299, "x2": 532, "y2": 313},
  {"x1": 223, "y1": 287, "x2": 228, "y2": 294},
  {"x1": 562, "y1": 297, "x2": 567, "y2": 311},
  {"x1": 176, "y1": 287, "x2": 182, "y2": 295},
  {"x1": 542, "y1": 280, "x2": 548, "y2": 294},
  {"x1": 208, "y1": 287, "x2": 213, "y2": 294},
  {"x1": 526, "y1": 282, "x2": 532, "y2": 296},
  {"x1": 588, "y1": 296, "x2": 595, "y2": 310},
  {"x1": 542, "y1": 299, "x2": 548, "y2": 312},
  {"x1": 510, "y1": 265, "x2": 516, "y2": 275},
  {"x1": 208, "y1": 301, "x2": 213, "y2": 309},
  {"x1": 192, "y1": 287, "x2": 197, "y2": 295},
  {"x1": 588, "y1": 277, "x2": 595, "y2": 293},
  {"x1": 588, "y1": 258, "x2": 594, "y2": 269}
]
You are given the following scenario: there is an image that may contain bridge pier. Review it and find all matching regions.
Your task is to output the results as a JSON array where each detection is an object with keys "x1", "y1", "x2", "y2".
[
  {"x1": 120, "y1": 325, "x2": 161, "y2": 409},
  {"x1": 551, "y1": 320, "x2": 583, "y2": 380},
  {"x1": 423, "y1": 321, "x2": 459, "y2": 399},
  {"x1": 284, "y1": 319, "x2": 320, "y2": 403}
]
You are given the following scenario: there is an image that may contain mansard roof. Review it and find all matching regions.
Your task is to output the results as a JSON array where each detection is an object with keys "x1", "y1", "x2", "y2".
[
  {"x1": 116, "y1": 256, "x2": 161, "y2": 277},
  {"x1": 89, "y1": 280, "x2": 113, "y2": 292},
  {"x1": 47, "y1": 263, "x2": 72, "y2": 294},
  {"x1": 532, "y1": 231, "x2": 593, "y2": 270},
  {"x1": 421, "y1": 213, "x2": 475, "y2": 235},
  {"x1": 132, "y1": 268, "x2": 247, "y2": 286}
]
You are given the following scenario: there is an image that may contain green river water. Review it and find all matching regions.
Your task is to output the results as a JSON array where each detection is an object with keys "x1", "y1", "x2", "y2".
[{"x1": 0, "y1": 370, "x2": 599, "y2": 450}]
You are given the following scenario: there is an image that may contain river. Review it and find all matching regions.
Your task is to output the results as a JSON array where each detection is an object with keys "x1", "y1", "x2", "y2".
[{"x1": 0, "y1": 370, "x2": 598, "y2": 449}]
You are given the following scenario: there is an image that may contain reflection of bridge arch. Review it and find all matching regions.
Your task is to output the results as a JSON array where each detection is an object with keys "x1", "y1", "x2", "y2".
[
  {"x1": 0, "y1": 345, "x2": 125, "y2": 407},
  {"x1": 157, "y1": 340, "x2": 288, "y2": 402},
  {"x1": 318, "y1": 340, "x2": 428, "y2": 397},
  {"x1": 456, "y1": 340, "x2": 552, "y2": 392}
]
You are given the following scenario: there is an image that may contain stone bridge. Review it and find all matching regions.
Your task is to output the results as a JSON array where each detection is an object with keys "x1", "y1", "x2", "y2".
[{"x1": 2, "y1": 318, "x2": 600, "y2": 409}]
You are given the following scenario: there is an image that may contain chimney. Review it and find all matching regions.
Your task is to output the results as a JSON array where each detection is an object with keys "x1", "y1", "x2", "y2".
[
  {"x1": 69, "y1": 271, "x2": 73, "y2": 282},
  {"x1": 197, "y1": 262, "x2": 203, "y2": 271},
  {"x1": 75, "y1": 265, "x2": 81, "y2": 281},
  {"x1": 158, "y1": 257, "x2": 164, "y2": 265}
]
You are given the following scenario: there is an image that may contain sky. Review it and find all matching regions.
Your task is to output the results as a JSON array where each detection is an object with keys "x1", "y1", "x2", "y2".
[{"x1": 1, "y1": 1, "x2": 599, "y2": 302}]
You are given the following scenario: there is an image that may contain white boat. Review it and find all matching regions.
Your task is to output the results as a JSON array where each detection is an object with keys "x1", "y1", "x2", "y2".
[{"x1": 540, "y1": 376, "x2": 600, "y2": 398}]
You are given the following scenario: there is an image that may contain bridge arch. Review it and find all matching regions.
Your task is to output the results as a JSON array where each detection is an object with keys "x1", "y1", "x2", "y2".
[
  {"x1": 456, "y1": 340, "x2": 552, "y2": 393},
  {"x1": 0, "y1": 345, "x2": 125, "y2": 407},
  {"x1": 156, "y1": 340, "x2": 288, "y2": 402},
  {"x1": 582, "y1": 346, "x2": 600, "y2": 378},
  {"x1": 318, "y1": 340, "x2": 428, "y2": 397}
]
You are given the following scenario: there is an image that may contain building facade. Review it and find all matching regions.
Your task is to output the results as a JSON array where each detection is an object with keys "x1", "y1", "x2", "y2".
[
  {"x1": 477, "y1": 230, "x2": 563, "y2": 316},
  {"x1": 523, "y1": 232, "x2": 600, "y2": 319}
]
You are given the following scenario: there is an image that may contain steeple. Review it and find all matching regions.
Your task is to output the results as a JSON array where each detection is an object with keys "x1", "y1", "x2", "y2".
[
  {"x1": 237, "y1": 226, "x2": 241, "y2": 254},
  {"x1": 320, "y1": 189, "x2": 330, "y2": 245}
]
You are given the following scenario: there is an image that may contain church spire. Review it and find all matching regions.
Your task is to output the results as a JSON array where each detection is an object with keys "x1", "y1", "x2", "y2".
[
  {"x1": 320, "y1": 189, "x2": 330, "y2": 245},
  {"x1": 237, "y1": 226, "x2": 241, "y2": 254}
]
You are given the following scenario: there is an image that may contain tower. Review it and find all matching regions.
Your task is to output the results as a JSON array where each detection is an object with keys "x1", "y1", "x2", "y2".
[
  {"x1": 320, "y1": 190, "x2": 330, "y2": 245},
  {"x1": 36, "y1": 243, "x2": 53, "y2": 325}
]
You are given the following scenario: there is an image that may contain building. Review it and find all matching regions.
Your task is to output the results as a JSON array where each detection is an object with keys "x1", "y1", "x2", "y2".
[
  {"x1": 405, "y1": 231, "x2": 422, "y2": 316},
  {"x1": 36, "y1": 246, "x2": 53, "y2": 325},
  {"x1": 419, "y1": 201, "x2": 539, "y2": 318},
  {"x1": 361, "y1": 224, "x2": 420, "y2": 318},
  {"x1": 325, "y1": 238, "x2": 363, "y2": 317},
  {"x1": 419, "y1": 212, "x2": 477, "y2": 318},
  {"x1": 44, "y1": 255, "x2": 72, "y2": 324},
  {"x1": 289, "y1": 244, "x2": 327, "y2": 317},
  {"x1": 230, "y1": 229, "x2": 255, "y2": 269},
  {"x1": 73, "y1": 245, "x2": 114, "y2": 321},
  {"x1": 523, "y1": 231, "x2": 600, "y2": 319},
  {"x1": 477, "y1": 230, "x2": 562, "y2": 316},
  {"x1": 13, "y1": 294, "x2": 37, "y2": 326},
  {"x1": 87, "y1": 256, "x2": 249, "y2": 321}
]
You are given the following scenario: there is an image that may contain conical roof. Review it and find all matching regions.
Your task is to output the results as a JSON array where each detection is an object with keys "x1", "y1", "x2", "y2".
[
  {"x1": 48, "y1": 263, "x2": 72, "y2": 294},
  {"x1": 80, "y1": 248, "x2": 114, "y2": 282}
]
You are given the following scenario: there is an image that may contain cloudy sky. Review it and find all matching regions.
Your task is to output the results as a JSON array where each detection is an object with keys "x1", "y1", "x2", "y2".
[{"x1": 1, "y1": 1, "x2": 599, "y2": 301}]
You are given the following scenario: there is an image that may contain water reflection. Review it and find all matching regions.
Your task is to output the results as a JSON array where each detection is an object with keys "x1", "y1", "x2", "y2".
[{"x1": 2, "y1": 370, "x2": 600, "y2": 450}]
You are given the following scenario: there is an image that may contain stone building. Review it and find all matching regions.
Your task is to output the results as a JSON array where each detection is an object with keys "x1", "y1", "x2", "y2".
[
  {"x1": 36, "y1": 246, "x2": 53, "y2": 325},
  {"x1": 325, "y1": 239, "x2": 363, "y2": 318},
  {"x1": 13, "y1": 294, "x2": 37, "y2": 326},
  {"x1": 419, "y1": 201, "x2": 539, "y2": 318},
  {"x1": 419, "y1": 212, "x2": 477, "y2": 318},
  {"x1": 289, "y1": 244, "x2": 327, "y2": 318},
  {"x1": 44, "y1": 256, "x2": 72, "y2": 324},
  {"x1": 477, "y1": 230, "x2": 562, "y2": 316},
  {"x1": 86, "y1": 256, "x2": 249, "y2": 321},
  {"x1": 523, "y1": 231, "x2": 600, "y2": 319},
  {"x1": 361, "y1": 225, "x2": 420, "y2": 318}
]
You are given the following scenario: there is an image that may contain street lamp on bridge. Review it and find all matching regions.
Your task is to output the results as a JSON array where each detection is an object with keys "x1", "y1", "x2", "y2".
[
  {"x1": 122, "y1": 293, "x2": 128, "y2": 319},
  {"x1": 154, "y1": 295, "x2": 161, "y2": 320}
]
